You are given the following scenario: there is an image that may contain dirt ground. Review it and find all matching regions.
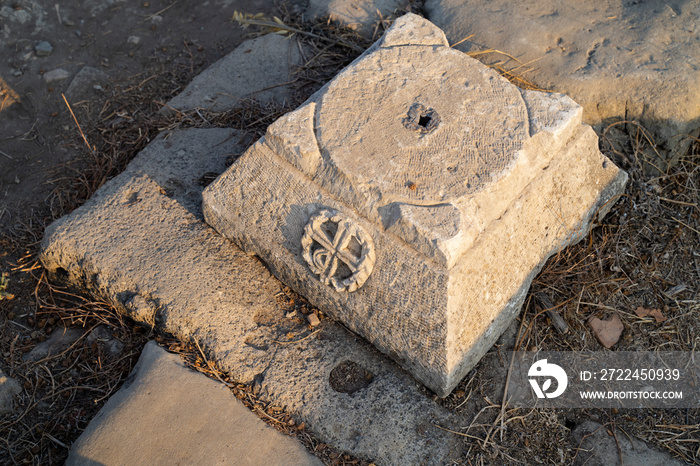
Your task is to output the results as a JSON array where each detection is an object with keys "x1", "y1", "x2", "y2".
[{"x1": 1, "y1": 0, "x2": 699, "y2": 464}]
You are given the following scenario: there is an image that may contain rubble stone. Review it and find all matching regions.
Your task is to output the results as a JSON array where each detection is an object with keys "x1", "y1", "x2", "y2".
[{"x1": 0, "y1": 369, "x2": 22, "y2": 415}]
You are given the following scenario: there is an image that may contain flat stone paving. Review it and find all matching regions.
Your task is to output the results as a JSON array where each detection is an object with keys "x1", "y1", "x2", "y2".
[{"x1": 66, "y1": 341, "x2": 323, "y2": 466}]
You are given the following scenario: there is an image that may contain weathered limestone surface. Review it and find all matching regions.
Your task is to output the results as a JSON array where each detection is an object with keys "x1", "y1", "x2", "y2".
[
  {"x1": 66, "y1": 341, "x2": 323, "y2": 466},
  {"x1": 40, "y1": 128, "x2": 463, "y2": 464},
  {"x1": 164, "y1": 33, "x2": 304, "y2": 114},
  {"x1": 203, "y1": 14, "x2": 628, "y2": 396},
  {"x1": 424, "y1": 0, "x2": 700, "y2": 162}
]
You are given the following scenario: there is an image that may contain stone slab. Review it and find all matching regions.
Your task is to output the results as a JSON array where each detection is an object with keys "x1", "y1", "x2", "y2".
[
  {"x1": 571, "y1": 421, "x2": 684, "y2": 466},
  {"x1": 0, "y1": 369, "x2": 22, "y2": 415},
  {"x1": 22, "y1": 327, "x2": 85, "y2": 363},
  {"x1": 65, "y1": 66, "x2": 110, "y2": 103},
  {"x1": 202, "y1": 14, "x2": 628, "y2": 396},
  {"x1": 66, "y1": 341, "x2": 322, "y2": 466},
  {"x1": 305, "y1": 0, "x2": 407, "y2": 36},
  {"x1": 40, "y1": 127, "x2": 464, "y2": 465},
  {"x1": 164, "y1": 33, "x2": 304, "y2": 114},
  {"x1": 424, "y1": 0, "x2": 700, "y2": 162}
]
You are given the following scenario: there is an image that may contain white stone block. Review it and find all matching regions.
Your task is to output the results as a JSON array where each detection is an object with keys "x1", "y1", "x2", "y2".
[{"x1": 202, "y1": 14, "x2": 628, "y2": 396}]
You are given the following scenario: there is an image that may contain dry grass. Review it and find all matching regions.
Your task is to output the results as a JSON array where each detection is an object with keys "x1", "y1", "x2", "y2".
[{"x1": 1, "y1": 4, "x2": 698, "y2": 465}]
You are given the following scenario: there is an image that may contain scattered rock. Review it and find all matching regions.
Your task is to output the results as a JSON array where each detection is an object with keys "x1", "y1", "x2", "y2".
[
  {"x1": 307, "y1": 313, "x2": 320, "y2": 327},
  {"x1": 571, "y1": 420, "x2": 684, "y2": 466},
  {"x1": 305, "y1": 0, "x2": 407, "y2": 36},
  {"x1": 22, "y1": 327, "x2": 85, "y2": 362},
  {"x1": 86, "y1": 325, "x2": 125, "y2": 356},
  {"x1": 65, "y1": 66, "x2": 110, "y2": 102},
  {"x1": 150, "y1": 15, "x2": 163, "y2": 24},
  {"x1": 34, "y1": 41, "x2": 53, "y2": 57},
  {"x1": 424, "y1": 0, "x2": 700, "y2": 164},
  {"x1": 634, "y1": 307, "x2": 666, "y2": 323},
  {"x1": 588, "y1": 313, "x2": 624, "y2": 348},
  {"x1": 163, "y1": 33, "x2": 306, "y2": 114},
  {"x1": 0, "y1": 369, "x2": 22, "y2": 415},
  {"x1": 127, "y1": 35, "x2": 141, "y2": 45},
  {"x1": 66, "y1": 341, "x2": 323, "y2": 465},
  {"x1": 43, "y1": 68, "x2": 70, "y2": 84}
]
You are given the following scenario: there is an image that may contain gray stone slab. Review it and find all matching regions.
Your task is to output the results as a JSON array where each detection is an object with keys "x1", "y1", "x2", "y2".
[
  {"x1": 571, "y1": 421, "x2": 684, "y2": 466},
  {"x1": 65, "y1": 66, "x2": 110, "y2": 103},
  {"x1": 0, "y1": 369, "x2": 22, "y2": 415},
  {"x1": 22, "y1": 327, "x2": 85, "y2": 363},
  {"x1": 40, "y1": 128, "x2": 464, "y2": 465},
  {"x1": 305, "y1": 0, "x2": 407, "y2": 36},
  {"x1": 164, "y1": 33, "x2": 305, "y2": 114},
  {"x1": 202, "y1": 14, "x2": 627, "y2": 397},
  {"x1": 424, "y1": 0, "x2": 700, "y2": 162},
  {"x1": 66, "y1": 341, "x2": 322, "y2": 466}
]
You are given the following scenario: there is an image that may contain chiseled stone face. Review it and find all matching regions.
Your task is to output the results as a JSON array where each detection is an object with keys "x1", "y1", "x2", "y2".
[{"x1": 202, "y1": 14, "x2": 628, "y2": 396}]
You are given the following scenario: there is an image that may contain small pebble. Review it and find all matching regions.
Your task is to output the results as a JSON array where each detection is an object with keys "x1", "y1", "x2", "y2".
[
  {"x1": 307, "y1": 313, "x2": 320, "y2": 327},
  {"x1": 43, "y1": 68, "x2": 70, "y2": 84},
  {"x1": 34, "y1": 41, "x2": 52, "y2": 57},
  {"x1": 151, "y1": 15, "x2": 162, "y2": 24},
  {"x1": 127, "y1": 35, "x2": 141, "y2": 45},
  {"x1": 10, "y1": 68, "x2": 22, "y2": 77}
]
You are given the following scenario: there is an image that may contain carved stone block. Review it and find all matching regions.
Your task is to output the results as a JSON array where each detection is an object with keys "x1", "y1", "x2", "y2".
[{"x1": 202, "y1": 14, "x2": 628, "y2": 396}]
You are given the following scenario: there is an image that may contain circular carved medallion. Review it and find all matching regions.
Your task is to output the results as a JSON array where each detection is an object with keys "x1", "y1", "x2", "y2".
[{"x1": 301, "y1": 209, "x2": 376, "y2": 292}]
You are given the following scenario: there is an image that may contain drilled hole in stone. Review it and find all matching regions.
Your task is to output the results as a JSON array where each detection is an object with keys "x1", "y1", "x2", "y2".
[{"x1": 403, "y1": 103, "x2": 440, "y2": 134}]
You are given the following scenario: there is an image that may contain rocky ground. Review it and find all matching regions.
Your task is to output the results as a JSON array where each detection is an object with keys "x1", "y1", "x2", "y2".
[{"x1": 1, "y1": 0, "x2": 699, "y2": 464}]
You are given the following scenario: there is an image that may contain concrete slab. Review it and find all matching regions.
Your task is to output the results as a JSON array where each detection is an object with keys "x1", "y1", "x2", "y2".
[
  {"x1": 164, "y1": 33, "x2": 305, "y2": 114},
  {"x1": 66, "y1": 341, "x2": 323, "y2": 466},
  {"x1": 202, "y1": 14, "x2": 627, "y2": 396},
  {"x1": 40, "y1": 127, "x2": 464, "y2": 464},
  {"x1": 424, "y1": 0, "x2": 700, "y2": 163}
]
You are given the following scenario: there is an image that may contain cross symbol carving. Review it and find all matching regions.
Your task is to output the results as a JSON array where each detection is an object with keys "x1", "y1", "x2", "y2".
[{"x1": 301, "y1": 209, "x2": 376, "y2": 292}]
